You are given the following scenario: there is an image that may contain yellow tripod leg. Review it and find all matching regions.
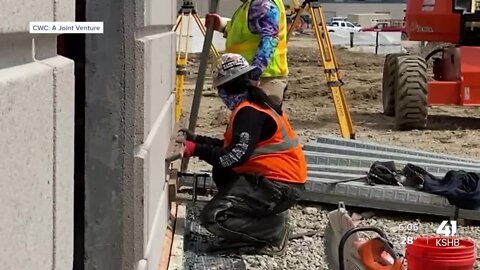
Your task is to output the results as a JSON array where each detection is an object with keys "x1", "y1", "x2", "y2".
[
  {"x1": 173, "y1": 12, "x2": 220, "y2": 123},
  {"x1": 285, "y1": 2, "x2": 355, "y2": 138},
  {"x1": 309, "y1": 5, "x2": 355, "y2": 139},
  {"x1": 286, "y1": 6, "x2": 307, "y2": 41},
  {"x1": 174, "y1": 14, "x2": 192, "y2": 122}
]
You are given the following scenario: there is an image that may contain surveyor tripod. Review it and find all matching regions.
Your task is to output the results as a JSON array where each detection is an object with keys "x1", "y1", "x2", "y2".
[
  {"x1": 287, "y1": 0, "x2": 356, "y2": 139},
  {"x1": 173, "y1": 0, "x2": 219, "y2": 122}
]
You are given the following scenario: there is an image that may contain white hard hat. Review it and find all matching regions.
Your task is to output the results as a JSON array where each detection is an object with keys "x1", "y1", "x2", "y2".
[{"x1": 212, "y1": 53, "x2": 256, "y2": 88}]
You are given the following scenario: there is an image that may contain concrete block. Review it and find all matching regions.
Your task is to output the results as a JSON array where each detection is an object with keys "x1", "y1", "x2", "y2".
[
  {"x1": 34, "y1": 35, "x2": 57, "y2": 60},
  {"x1": 134, "y1": 37, "x2": 146, "y2": 142},
  {"x1": 54, "y1": 0, "x2": 75, "y2": 21},
  {"x1": 0, "y1": 62, "x2": 55, "y2": 269},
  {"x1": 146, "y1": 182, "x2": 169, "y2": 270},
  {"x1": 0, "y1": 0, "x2": 54, "y2": 33},
  {"x1": 136, "y1": 32, "x2": 176, "y2": 137},
  {"x1": 41, "y1": 56, "x2": 75, "y2": 270},
  {"x1": 141, "y1": 97, "x2": 173, "y2": 269},
  {"x1": 144, "y1": 0, "x2": 177, "y2": 26},
  {"x1": 0, "y1": 34, "x2": 34, "y2": 69},
  {"x1": 134, "y1": 30, "x2": 176, "y2": 267},
  {"x1": 146, "y1": 102, "x2": 173, "y2": 233},
  {"x1": 133, "y1": 157, "x2": 148, "y2": 253}
]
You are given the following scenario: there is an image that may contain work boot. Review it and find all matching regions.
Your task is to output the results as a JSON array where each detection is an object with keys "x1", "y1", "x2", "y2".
[
  {"x1": 257, "y1": 226, "x2": 291, "y2": 256},
  {"x1": 256, "y1": 221, "x2": 291, "y2": 256}
]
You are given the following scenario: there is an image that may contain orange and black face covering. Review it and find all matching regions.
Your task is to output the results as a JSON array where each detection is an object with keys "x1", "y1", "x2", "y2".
[{"x1": 193, "y1": 86, "x2": 307, "y2": 184}]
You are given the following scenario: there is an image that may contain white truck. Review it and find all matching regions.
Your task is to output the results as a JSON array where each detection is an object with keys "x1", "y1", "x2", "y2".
[{"x1": 326, "y1": 21, "x2": 362, "y2": 33}]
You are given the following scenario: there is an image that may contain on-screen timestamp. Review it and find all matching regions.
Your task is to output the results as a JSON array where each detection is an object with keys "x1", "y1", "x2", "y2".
[
  {"x1": 398, "y1": 222, "x2": 420, "y2": 232},
  {"x1": 398, "y1": 223, "x2": 420, "y2": 245}
]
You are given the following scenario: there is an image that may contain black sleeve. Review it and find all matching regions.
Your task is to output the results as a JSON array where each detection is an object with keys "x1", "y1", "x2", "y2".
[
  {"x1": 194, "y1": 107, "x2": 271, "y2": 168},
  {"x1": 194, "y1": 135, "x2": 224, "y2": 147}
]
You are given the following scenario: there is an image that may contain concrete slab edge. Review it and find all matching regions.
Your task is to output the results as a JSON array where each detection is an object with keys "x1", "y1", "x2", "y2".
[
  {"x1": 305, "y1": 178, "x2": 450, "y2": 207},
  {"x1": 301, "y1": 191, "x2": 461, "y2": 219},
  {"x1": 302, "y1": 191, "x2": 480, "y2": 221}
]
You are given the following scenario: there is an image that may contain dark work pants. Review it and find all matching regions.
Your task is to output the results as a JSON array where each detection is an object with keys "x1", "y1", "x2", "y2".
[{"x1": 199, "y1": 166, "x2": 305, "y2": 246}]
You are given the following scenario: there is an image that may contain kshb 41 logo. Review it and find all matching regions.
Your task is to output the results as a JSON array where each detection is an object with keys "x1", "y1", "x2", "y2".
[
  {"x1": 436, "y1": 220, "x2": 457, "y2": 236},
  {"x1": 435, "y1": 220, "x2": 460, "y2": 247}
]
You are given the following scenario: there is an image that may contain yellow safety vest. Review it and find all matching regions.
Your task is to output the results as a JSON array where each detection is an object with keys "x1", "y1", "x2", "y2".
[{"x1": 225, "y1": 0, "x2": 288, "y2": 77}]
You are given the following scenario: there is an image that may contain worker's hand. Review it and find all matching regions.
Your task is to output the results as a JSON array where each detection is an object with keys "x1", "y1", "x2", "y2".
[
  {"x1": 178, "y1": 128, "x2": 196, "y2": 142},
  {"x1": 249, "y1": 67, "x2": 262, "y2": 86},
  {"x1": 205, "y1": 13, "x2": 222, "y2": 31},
  {"x1": 183, "y1": 140, "x2": 197, "y2": 158}
]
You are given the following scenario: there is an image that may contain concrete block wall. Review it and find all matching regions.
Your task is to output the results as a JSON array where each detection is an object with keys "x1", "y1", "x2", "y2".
[
  {"x1": 134, "y1": 0, "x2": 176, "y2": 269},
  {"x1": 84, "y1": 0, "x2": 176, "y2": 267},
  {"x1": 0, "y1": 1, "x2": 75, "y2": 270}
]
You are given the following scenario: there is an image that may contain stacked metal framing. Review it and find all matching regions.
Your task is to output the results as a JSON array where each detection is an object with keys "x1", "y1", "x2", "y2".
[{"x1": 304, "y1": 136, "x2": 480, "y2": 220}]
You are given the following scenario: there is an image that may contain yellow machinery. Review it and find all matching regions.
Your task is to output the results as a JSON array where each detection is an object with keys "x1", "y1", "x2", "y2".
[
  {"x1": 287, "y1": 0, "x2": 356, "y2": 139},
  {"x1": 173, "y1": 0, "x2": 219, "y2": 122}
]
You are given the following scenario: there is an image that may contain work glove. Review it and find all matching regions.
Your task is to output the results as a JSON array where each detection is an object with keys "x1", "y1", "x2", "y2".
[
  {"x1": 183, "y1": 140, "x2": 197, "y2": 158},
  {"x1": 205, "y1": 13, "x2": 222, "y2": 31},
  {"x1": 177, "y1": 128, "x2": 196, "y2": 143}
]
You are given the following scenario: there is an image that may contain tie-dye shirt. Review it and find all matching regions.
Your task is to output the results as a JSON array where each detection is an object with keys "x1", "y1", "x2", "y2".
[{"x1": 247, "y1": 0, "x2": 280, "y2": 75}]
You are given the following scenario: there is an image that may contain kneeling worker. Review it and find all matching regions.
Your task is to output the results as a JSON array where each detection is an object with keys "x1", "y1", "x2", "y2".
[{"x1": 180, "y1": 53, "x2": 307, "y2": 255}]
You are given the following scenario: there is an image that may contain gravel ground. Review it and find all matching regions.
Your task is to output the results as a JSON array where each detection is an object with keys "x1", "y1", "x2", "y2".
[
  {"x1": 179, "y1": 195, "x2": 480, "y2": 269},
  {"x1": 242, "y1": 203, "x2": 480, "y2": 270}
]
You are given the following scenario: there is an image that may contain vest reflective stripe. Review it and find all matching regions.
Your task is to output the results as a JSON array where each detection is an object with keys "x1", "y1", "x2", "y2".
[
  {"x1": 250, "y1": 137, "x2": 299, "y2": 158},
  {"x1": 250, "y1": 108, "x2": 298, "y2": 158},
  {"x1": 225, "y1": 0, "x2": 288, "y2": 77}
]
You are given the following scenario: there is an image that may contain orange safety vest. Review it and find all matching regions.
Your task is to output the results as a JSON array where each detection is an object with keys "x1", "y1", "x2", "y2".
[{"x1": 223, "y1": 101, "x2": 307, "y2": 184}]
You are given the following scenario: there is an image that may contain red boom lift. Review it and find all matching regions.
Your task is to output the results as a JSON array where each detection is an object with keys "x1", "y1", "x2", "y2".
[{"x1": 382, "y1": 0, "x2": 480, "y2": 130}]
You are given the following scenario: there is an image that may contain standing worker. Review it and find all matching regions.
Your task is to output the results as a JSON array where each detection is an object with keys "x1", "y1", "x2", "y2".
[
  {"x1": 205, "y1": 0, "x2": 289, "y2": 106},
  {"x1": 179, "y1": 54, "x2": 306, "y2": 255}
]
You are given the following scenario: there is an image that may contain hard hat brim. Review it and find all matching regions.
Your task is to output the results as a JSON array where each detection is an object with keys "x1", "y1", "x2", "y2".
[{"x1": 213, "y1": 65, "x2": 257, "y2": 88}]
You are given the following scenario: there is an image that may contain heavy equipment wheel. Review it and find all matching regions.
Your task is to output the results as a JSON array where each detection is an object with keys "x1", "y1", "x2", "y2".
[
  {"x1": 394, "y1": 55, "x2": 428, "y2": 130},
  {"x1": 382, "y1": 53, "x2": 405, "y2": 116}
]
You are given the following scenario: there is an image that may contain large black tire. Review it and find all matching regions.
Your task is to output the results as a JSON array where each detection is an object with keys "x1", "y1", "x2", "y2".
[
  {"x1": 394, "y1": 55, "x2": 428, "y2": 130},
  {"x1": 382, "y1": 53, "x2": 406, "y2": 116}
]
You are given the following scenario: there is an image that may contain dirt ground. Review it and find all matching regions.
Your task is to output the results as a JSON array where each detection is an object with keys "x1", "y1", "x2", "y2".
[{"x1": 180, "y1": 36, "x2": 480, "y2": 165}]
